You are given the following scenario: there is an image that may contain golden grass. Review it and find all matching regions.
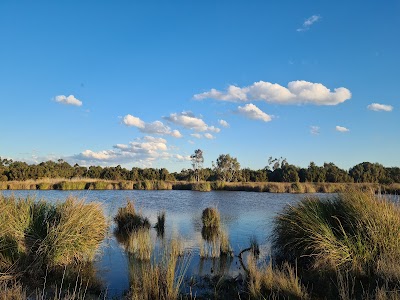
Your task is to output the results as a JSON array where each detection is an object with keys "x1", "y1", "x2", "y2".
[
  {"x1": 201, "y1": 207, "x2": 220, "y2": 228},
  {"x1": 247, "y1": 255, "x2": 309, "y2": 299},
  {"x1": 126, "y1": 229, "x2": 153, "y2": 260}
]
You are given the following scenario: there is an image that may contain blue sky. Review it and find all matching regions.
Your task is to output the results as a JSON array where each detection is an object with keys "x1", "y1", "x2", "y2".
[{"x1": 1, "y1": 1, "x2": 399, "y2": 172}]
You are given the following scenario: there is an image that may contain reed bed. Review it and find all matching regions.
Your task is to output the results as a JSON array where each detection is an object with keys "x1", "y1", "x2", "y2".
[
  {"x1": 154, "y1": 211, "x2": 166, "y2": 238},
  {"x1": 191, "y1": 182, "x2": 211, "y2": 192},
  {"x1": 272, "y1": 189, "x2": 400, "y2": 298}
]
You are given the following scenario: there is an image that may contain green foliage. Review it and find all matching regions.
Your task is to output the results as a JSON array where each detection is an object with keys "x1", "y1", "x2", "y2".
[
  {"x1": 56, "y1": 181, "x2": 87, "y2": 190},
  {"x1": 213, "y1": 154, "x2": 241, "y2": 182}
]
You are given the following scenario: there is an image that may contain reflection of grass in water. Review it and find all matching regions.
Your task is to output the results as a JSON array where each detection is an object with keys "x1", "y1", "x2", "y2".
[
  {"x1": 200, "y1": 227, "x2": 232, "y2": 258},
  {"x1": 154, "y1": 211, "x2": 165, "y2": 239},
  {"x1": 126, "y1": 229, "x2": 153, "y2": 261},
  {"x1": 127, "y1": 238, "x2": 190, "y2": 300}
]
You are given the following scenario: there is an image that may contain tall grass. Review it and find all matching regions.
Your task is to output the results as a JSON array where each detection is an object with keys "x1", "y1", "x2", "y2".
[
  {"x1": 247, "y1": 255, "x2": 308, "y2": 299},
  {"x1": 191, "y1": 182, "x2": 211, "y2": 192},
  {"x1": 0, "y1": 195, "x2": 107, "y2": 272},
  {"x1": 201, "y1": 207, "x2": 220, "y2": 228},
  {"x1": 126, "y1": 229, "x2": 153, "y2": 260},
  {"x1": 272, "y1": 189, "x2": 400, "y2": 298}
]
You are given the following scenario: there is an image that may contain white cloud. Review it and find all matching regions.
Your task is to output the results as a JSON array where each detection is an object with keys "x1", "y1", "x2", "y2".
[
  {"x1": 237, "y1": 103, "x2": 272, "y2": 122},
  {"x1": 194, "y1": 80, "x2": 351, "y2": 106},
  {"x1": 335, "y1": 126, "x2": 350, "y2": 132},
  {"x1": 310, "y1": 126, "x2": 320, "y2": 135},
  {"x1": 175, "y1": 154, "x2": 192, "y2": 161},
  {"x1": 164, "y1": 111, "x2": 220, "y2": 133},
  {"x1": 367, "y1": 103, "x2": 393, "y2": 112},
  {"x1": 123, "y1": 114, "x2": 182, "y2": 138},
  {"x1": 218, "y1": 119, "x2": 230, "y2": 128},
  {"x1": 297, "y1": 15, "x2": 321, "y2": 32},
  {"x1": 204, "y1": 133, "x2": 215, "y2": 139},
  {"x1": 190, "y1": 133, "x2": 202, "y2": 139},
  {"x1": 123, "y1": 114, "x2": 145, "y2": 128},
  {"x1": 54, "y1": 95, "x2": 83, "y2": 106},
  {"x1": 188, "y1": 140, "x2": 195, "y2": 145}
]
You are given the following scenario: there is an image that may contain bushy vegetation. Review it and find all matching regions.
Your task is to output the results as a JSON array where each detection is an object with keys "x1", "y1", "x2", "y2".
[
  {"x1": 272, "y1": 189, "x2": 400, "y2": 298},
  {"x1": 1, "y1": 156, "x2": 400, "y2": 187}
]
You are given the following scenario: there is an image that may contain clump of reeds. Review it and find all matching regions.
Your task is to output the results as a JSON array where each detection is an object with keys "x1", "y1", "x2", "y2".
[
  {"x1": 191, "y1": 182, "x2": 211, "y2": 192},
  {"x1": 272, "y1": 189, "x2": 400, "y2": 297},
  {"x1": 36, "y1": 197, "x2": 107, "y2": 267},
  {"x1": 249, "y1": 236, "x2": 260, "y2": 258},
  {"x1": 0, "y1": 280, "x2": 26, "y2": 300},
  {"x1": 114, "y1": 200, "x2": 151, "y2": 235},
  {"x1": 154, "y1": 211, "x2": 166, "y2": 238},
  {"x1": 0, "y1": 195, "x2": 107, "y2": 272},
  {"x1": 247, "y1": 255, "x2": 308, "y2": 299},
  {"x1": 201, "y1": 207, "x2": 220, "y2": 229}
]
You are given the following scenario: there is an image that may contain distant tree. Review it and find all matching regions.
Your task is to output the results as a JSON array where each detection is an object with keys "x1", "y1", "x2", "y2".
[
  {"x1": 213, "y1": 154, "x2": 240, "y2": 182},
  {"x1": 190, "y1": 149, "x2": 204, "y2": 182},
  {"x1": 349, "y1": 162, "x2": 387, "y2": 183}
]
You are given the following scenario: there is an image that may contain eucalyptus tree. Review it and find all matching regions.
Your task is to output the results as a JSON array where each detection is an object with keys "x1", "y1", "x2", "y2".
[{"x1": 190, "y1": 149, "x2": 204, "y2": 182}]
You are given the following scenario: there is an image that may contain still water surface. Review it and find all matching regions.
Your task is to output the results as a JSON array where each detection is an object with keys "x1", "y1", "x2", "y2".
[{"x1": 2, "y1": 190, "x2": 328, "y2": 297}]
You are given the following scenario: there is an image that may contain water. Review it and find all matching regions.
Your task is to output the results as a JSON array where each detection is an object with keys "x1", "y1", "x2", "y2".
[{"x1": 1, "y1": 190, "x2": 323, "y2": 297}]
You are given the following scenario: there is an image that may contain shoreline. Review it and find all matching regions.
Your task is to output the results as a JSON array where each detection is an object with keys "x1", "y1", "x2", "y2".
[{"x1": 1, "y1": 179, "x2": 399, "y2": 194}]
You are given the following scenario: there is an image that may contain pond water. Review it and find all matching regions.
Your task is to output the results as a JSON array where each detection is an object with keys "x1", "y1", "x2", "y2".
[{"x1": 1, "y1": 190, "x2": 329, "y2": 298}]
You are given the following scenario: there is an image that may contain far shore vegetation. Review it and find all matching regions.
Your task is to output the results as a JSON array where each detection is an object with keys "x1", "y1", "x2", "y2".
[{"x1": 0, "y1": 155, "x2": 400, "y2": 193}]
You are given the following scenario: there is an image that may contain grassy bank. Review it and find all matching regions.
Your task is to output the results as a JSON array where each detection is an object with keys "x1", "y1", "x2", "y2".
[{"x1": 1, "y1": 179, "x2": 397, "y2": 194}]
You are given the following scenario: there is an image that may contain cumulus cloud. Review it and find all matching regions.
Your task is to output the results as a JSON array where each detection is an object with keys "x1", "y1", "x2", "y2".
[
  {"x1": 190, "y1": 133, "x2": 202, "y2": 139},
  {"x1": 164, "y1": 111, "x2": 221, "y2": 133},
  {"x1": 204, "y1": 133, "x2": 215, "y2": 139},
  {"x1": 367, "y1": 103, "x2": 393, "y2": 112},
  {"x1": 335, "y1": 126, "x2": 350, "y2": 132},
  {"x1": 297, "y1": 15, "x2": 321, "y2": 32},
  {"x1": 54, "y1": 95, "x2": 83, "y2": 106},
  {"x1": 218, "y1": 119, "x2": 230, "y2": 128},
  {"x1": 123, "y1": 114, "x2": 182, "y2": 138},
  {"x1": 175, "y1": 154, "x2": 192, "y2": 161},
  {"x1": 236, "y1": 103, "x2": 272, "y2": 122},
  {"x1": 72, "y1": 136, "x2": 173, "y2": 167},
  {"x1": 310, "y1": 126, "x2": 320, "y2": 135},
  {"x1": 194, "y1": 80, "x2": 351, "y2": 106}
]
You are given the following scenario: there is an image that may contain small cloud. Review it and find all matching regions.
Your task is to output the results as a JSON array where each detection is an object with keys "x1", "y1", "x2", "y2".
[
  {"x1": 188, "y1": 140, "x2": 195, "y2": 144},
  {"x1": 367, "y1": 103, "x2": 393, "y2": 112},
  {"x1": 218, "y1": 119, "x2": 230, "y2": 128},
  {"x1": 310, "y1": 126, "x2": 320, "y2": 135},
  {"x1": 194, "y1": 80, "x2": 351, "y2": 106},
  {"x1": 297, "y1": 15, "x2": 321, "y2": 32},
  {"x1": 236, "y1": 103, "x2": 272, "y2": 122},
  {"x1": 204, "y1": 133, "x2": 215, "y2": 139},
  {"x1": 54, "y1": 95, "x2": 83, "y2": 106},
  {"x1": 336, "y1": 125, "x2": 350, "y2": 132},
  {"x1": 190, "y1": 133, "x2": 202, "y2": 139},
  {"x1": 122, "y1": 114, "x2": 182, "y2": 138},
  {"x1": 175, "y1": 154, "x2": 192, "y2": 161},
  {"x1": 164, "y1": 111, "x2": 220, "y2": 133}
]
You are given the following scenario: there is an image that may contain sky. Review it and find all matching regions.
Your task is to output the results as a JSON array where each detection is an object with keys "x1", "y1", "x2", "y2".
[{"x1": 0, "y1": 0, "x2": 399, "y2": 172}]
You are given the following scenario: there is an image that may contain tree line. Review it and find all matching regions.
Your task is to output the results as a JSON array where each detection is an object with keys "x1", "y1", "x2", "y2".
[{"x1": 0, "y1": 154, "x2": 399, "y2": 184}]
